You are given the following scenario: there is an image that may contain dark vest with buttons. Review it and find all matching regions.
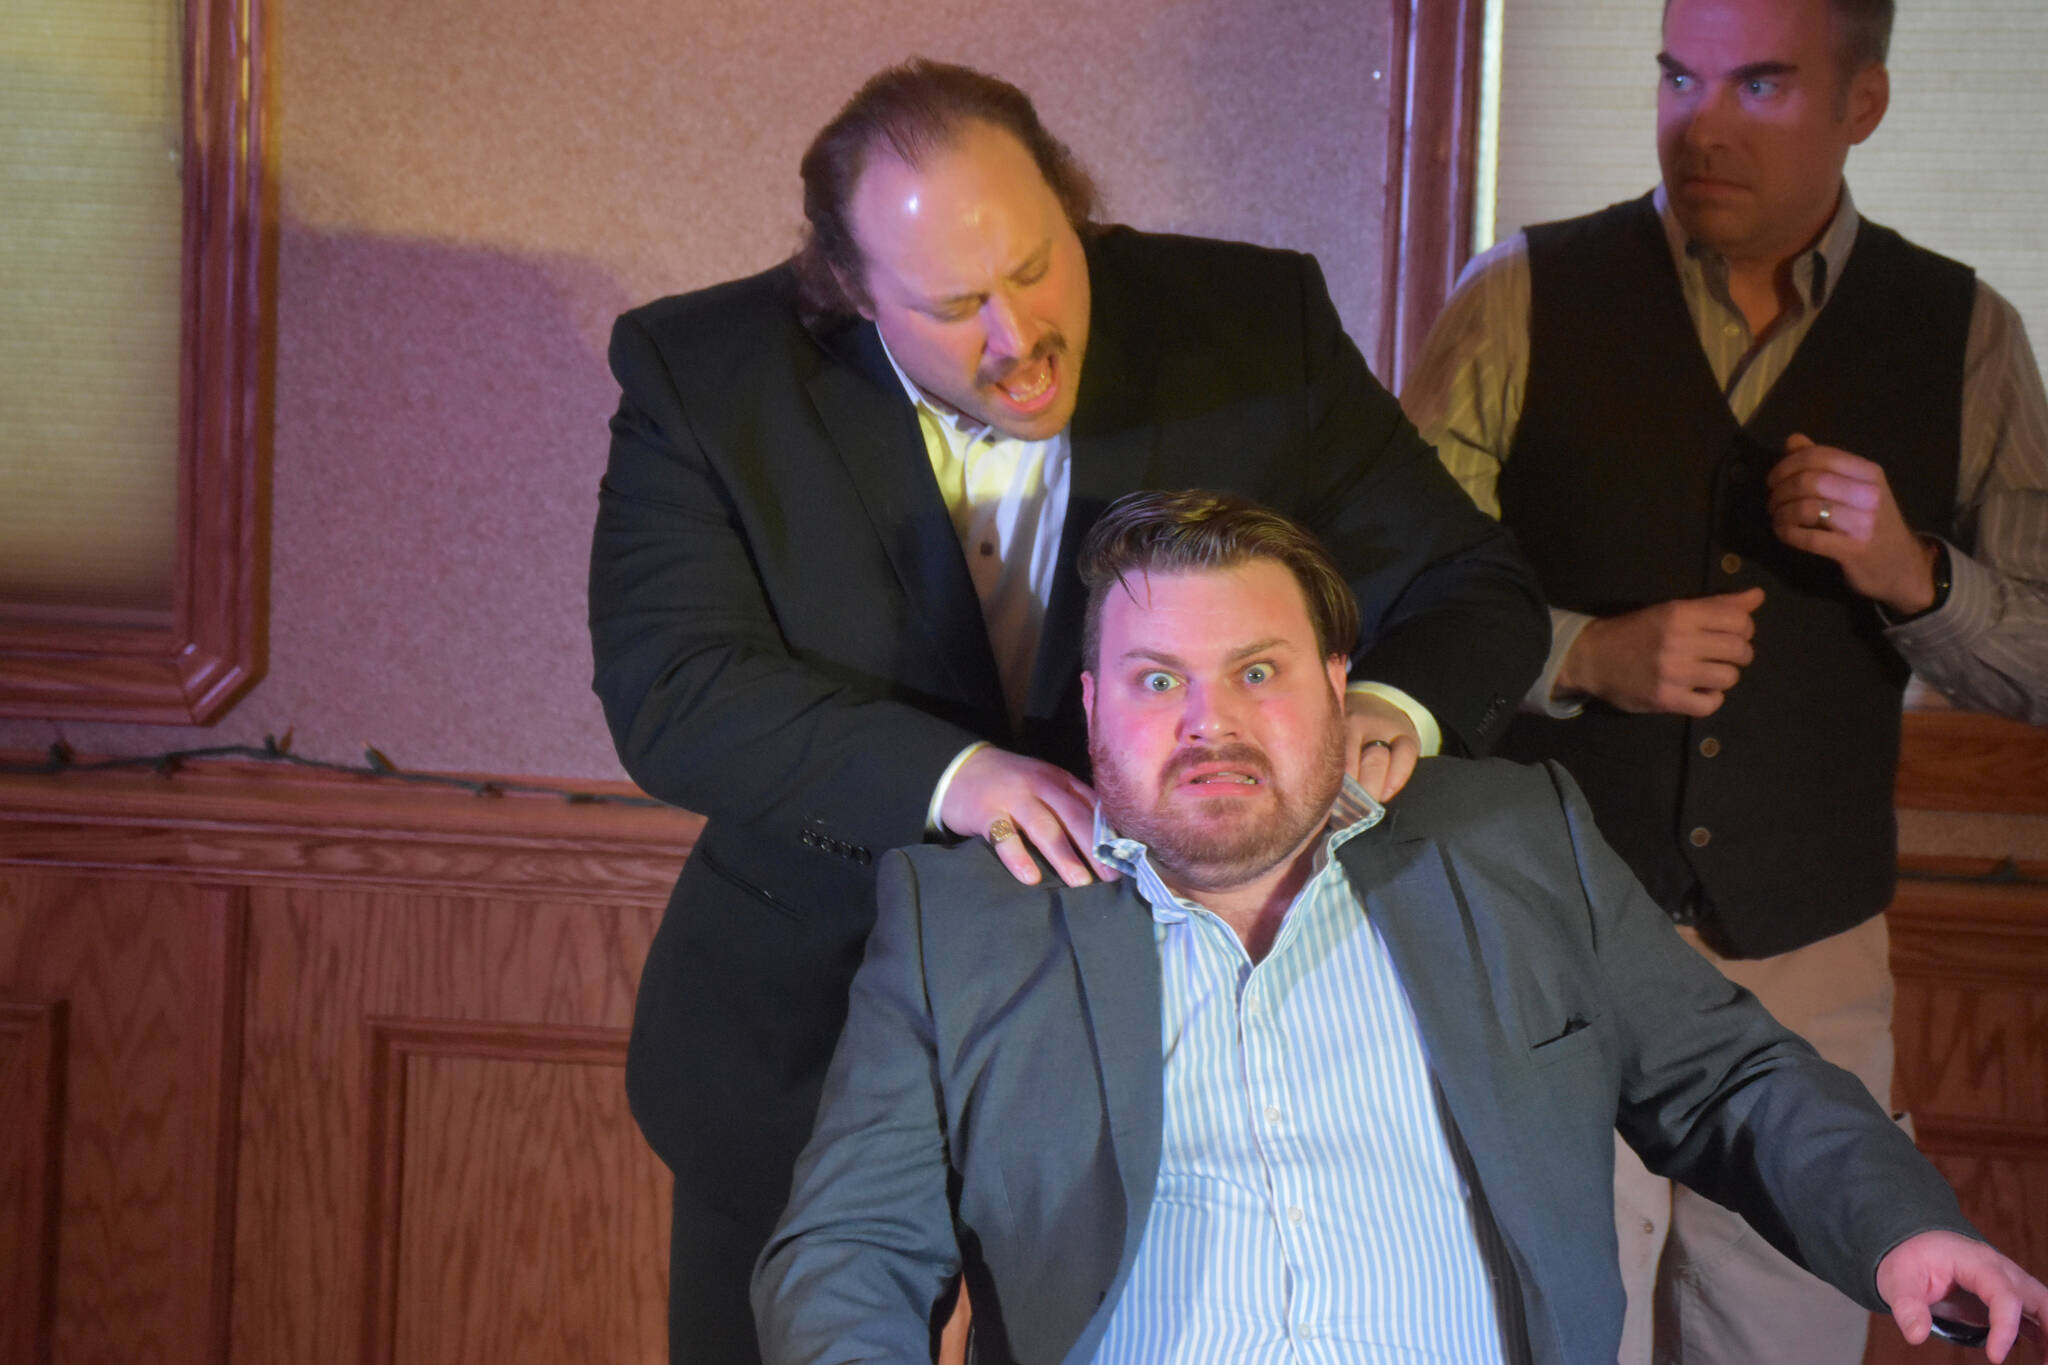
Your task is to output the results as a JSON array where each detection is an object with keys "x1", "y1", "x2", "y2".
[{"x1": 1496, "y1": 194, "x2": 1972, "y2": 957}]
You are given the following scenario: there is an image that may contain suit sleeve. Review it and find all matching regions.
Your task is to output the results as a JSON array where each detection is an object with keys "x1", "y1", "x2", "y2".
[
  {"x1": 752, "y1": 850, "x2": 960, "y2": 1363},
  {"x1": 1545, "y1": 762, "x2": 1978, "y2": 1307},
  {"x1": 589, "y1": 310, "x2": 981, "y2": 845},
  {"x1": 1290, "y1": 254, "x2": 1549, "y2": 755}
]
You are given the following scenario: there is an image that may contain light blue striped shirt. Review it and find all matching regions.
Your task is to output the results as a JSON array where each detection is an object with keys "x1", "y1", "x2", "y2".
[{"x1": 1089, "y1": 780, "x2": 1528, "y2": 1365}]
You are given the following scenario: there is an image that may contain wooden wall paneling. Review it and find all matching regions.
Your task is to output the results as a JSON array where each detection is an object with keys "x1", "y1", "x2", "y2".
[
  {"x1": 0, "y1": 873, "x2": 245, "y2": 1364},
  {"x1": 0, "y1": 998, "x2": 67, "y2": 1365},
  {"x1": 362, "y1": 1021, "x2": 666, "y2": 1365},
  {"x1": 230, "y1": 887, "x2": 667, "y2": 1365},
  {"x1": 1887, "y1": 879, "x2": 2048, "y2": 1265},
  {"x1": 1896, "y1": 711, "x2": 2048, "y2": 815},
  {"x1": 0, "y1": 763, "x2": 700, "y2": 905}
]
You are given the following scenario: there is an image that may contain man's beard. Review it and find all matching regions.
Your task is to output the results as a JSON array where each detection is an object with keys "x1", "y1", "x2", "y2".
[{"x1": 1089, "y1": 714, "x2": 1347, "y2": 895}]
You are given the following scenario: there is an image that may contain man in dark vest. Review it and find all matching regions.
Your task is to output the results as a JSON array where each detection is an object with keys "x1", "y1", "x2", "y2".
[{"x1": 1402, "y1": 0, "x2": 2048, "y2": 1362}]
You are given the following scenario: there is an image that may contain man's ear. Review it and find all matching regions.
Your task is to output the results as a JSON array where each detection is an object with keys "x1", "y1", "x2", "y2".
[
  {"x1": 1325, "y1": 655, "x2": 1349, "y2": 702},
  {"x1": 1846, "y1": 62, "x2": 1888, "y2": 145},
  {"x1": 1081, "y1": 670, "x2": 1095, "y2": 724}
]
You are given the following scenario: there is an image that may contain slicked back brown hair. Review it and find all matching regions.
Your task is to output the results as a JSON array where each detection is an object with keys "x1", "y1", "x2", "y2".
[
  {"x1": 789, "y1": 58, "x2": 1100, "y2": 333},
  {"x1": 1078, "y1": 490, "x2": 1361, "y2": 672}
]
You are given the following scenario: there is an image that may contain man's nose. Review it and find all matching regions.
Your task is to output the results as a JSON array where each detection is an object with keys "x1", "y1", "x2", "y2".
[
  {"x1": 1177, "y1": 682, "x2": 1241, "y2": 743},
  {"x1": 982, "y1": 292, "x2": 1043, "y2": 361},
  {"x1": 1683, "y1": 81, "x2": 1737, "y2": 149}
]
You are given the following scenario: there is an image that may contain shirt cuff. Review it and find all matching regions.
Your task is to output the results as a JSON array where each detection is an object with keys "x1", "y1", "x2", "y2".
[
  {"x1": 926, "y1": 740, "x2": 991, "y2": 836},
  {"x1": 1347, "y1": 682, "x2": 1442, "y2": 757},
  {"x1": 1526, "y1": 608, "x2": 1593, "y2": 718},
  {"x1": 1881, "y1": 537, "x2": 1987, "y2": 654}
]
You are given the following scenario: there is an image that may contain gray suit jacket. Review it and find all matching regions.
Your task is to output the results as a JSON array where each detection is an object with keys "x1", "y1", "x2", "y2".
[{"x1": 754, "y1": 759, "x2": 1973, "y2": 1365}]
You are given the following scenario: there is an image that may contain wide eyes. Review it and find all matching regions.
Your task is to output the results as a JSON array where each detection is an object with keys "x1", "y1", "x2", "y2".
[{"x1": 1132, "y1": 664, "x2": 1272, "y2": 692}]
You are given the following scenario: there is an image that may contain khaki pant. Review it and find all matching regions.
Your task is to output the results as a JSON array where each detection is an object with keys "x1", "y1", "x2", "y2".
[{"x1": 1614, "y1": 916, "x2": 1897, "y2": 1365}]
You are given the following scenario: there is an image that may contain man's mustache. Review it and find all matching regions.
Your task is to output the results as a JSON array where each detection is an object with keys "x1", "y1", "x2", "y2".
[{"x1": 977, "y1": 332, "x2": 1067, "y2": 387}]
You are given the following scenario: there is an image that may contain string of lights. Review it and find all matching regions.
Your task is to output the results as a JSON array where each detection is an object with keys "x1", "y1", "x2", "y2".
[{"x1": 0, "y1": 733, "x2": 669, "y2": 807}]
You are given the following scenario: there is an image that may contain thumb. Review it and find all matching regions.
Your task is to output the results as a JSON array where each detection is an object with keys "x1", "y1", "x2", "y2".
[
  {"x1": 1785, "y1": 431, "x2": 1816, "y2": 453},
  {"x1": 1889, "y1": 1295, "x2": 1935, "y2": 1346}
]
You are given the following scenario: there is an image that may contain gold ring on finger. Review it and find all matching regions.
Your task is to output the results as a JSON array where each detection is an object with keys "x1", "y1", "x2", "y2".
[{"x1": 987, "y1": 817, "x2": 1018, "y2": 844}]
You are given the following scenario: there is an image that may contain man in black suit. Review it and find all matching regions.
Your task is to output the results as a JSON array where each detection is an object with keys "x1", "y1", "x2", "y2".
[{"x1": 588, "y1": 58, "x2": 1547, "y2": 1364}]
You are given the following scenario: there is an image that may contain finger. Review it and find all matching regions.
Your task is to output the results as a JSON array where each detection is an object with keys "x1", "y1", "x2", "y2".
[
  {"x1": 1041, "y1": 786, "x2": 1122, "y2": 882},
  {"x1": 1662, "y1": 686, "x2": 1727, "y2": 718},
  {"x1": 1890, "y1": 1295, "x2": 1934, "y2": 1347},
  {"x1": 1013, "y1": 803, "x2": 1097, "y2": 888},
  {"x1": 1354, "y1": 737, "x2": 1394, "y2": 796},
  {"x1": 1380, "y1": 737, "x2": 1420, "y2": 801},
  {"x1": 1669, "y1": 659, "x2": 1743, "y2": 692},
  {"x1": 988, "y1": 821, "x2": 1043, "y2": 887}
]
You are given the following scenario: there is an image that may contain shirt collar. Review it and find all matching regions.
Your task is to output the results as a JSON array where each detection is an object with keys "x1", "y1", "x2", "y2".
[
  {"x1": 1093, "y1": 777, "x2": 1387, "y2": 925},
  {"x1": 874, "y1": 325, "x2": 1001, "y2": 443},
  {"x1": 1653, "y1": 179, "x2": 1862, "y2": 312}
]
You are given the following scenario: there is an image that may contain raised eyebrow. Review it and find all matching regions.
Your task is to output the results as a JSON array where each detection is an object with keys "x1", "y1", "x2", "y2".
[{"x1": 1730, "y1": 60, "x2": 1797, "y2": 84}]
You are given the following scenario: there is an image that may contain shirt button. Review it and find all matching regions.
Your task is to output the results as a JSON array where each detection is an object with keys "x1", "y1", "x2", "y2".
[
  {"x1": 1699, "y1": 737, "x2": 1721, "y2": 757},
  {"x1": 1264, "y1": 1105, "x2": 1282, "y2": 1125},
  {"x1": 1690, "y1": 826, "x2": 1712, "y2": 847},
  {"x1": 1720, "y1": 552, "x2": 1742, "y2": 575},
  {"x1": 1723, "y1": 322, "x2": 1742, "y2": 337},
  {"x1": 1288, "y1": 1206, "x2": 1305, "y2": 1225}
]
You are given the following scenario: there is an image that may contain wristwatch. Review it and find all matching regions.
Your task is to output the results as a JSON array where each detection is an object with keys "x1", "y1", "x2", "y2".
[{"x1": 1883, "y1": 537, "x2": 1952, "y2": 625}]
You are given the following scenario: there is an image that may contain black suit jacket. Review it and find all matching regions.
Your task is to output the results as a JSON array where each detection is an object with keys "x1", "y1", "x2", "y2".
[{"x1": 588, "y1": 227, "x2": 1547, "y2": 1221}]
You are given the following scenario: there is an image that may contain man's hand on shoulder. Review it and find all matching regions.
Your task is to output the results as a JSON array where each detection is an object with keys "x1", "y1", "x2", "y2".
[
  {"x1": 1344, "y1": 691, "x2": 1421, "y2": 802},
  {"x1": 1768, "y1": 434, "x2": 1942, "y2": 615},
  {"x1": 938, "y1": 747, "x2": 1115, "y2": 889},
  {"x1": 1878, "y1": 1230, "x2": 2048, "y2": 1362},
  {"x1": 1555, "y1": 588, "x2": 1765, "y2": 716}
]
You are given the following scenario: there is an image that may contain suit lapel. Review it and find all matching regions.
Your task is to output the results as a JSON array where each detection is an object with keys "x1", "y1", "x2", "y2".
[
  {"x1": 805, "y1": 320, "x2": 1005, "y2": 714},
  {"x1": 1056, "y1": 879, "x2": 1163, "y2": 1272},
  {"x1": 1335, "y1": 815, "x2": 1549, "y2": 1273}
]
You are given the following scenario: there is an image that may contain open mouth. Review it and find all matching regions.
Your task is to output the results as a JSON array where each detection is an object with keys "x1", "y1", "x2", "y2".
[{"x1": 983, "y1": 343, "x2": 1065, "y2": 417}]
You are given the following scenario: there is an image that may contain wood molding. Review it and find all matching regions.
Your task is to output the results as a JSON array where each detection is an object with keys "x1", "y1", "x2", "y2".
[
  {"x1": 0, "y1": 0, "x2": 267, "y2": 723},
  {"x1": 360, "y1": 1019, "x2": 631, "y2": 1365},
  {"x1": 1377, "y1": 0, "x2": 1486, "y2": 388},
  {"x1": 0, "y1": 758, "x2": 701, "y2": 905},
  {"x1": 1896, "y1": 709, "x2": 2048, "y2": 814},
  {"x1": 0, "y1": 999, "x2": 67, "y2": 1365}
]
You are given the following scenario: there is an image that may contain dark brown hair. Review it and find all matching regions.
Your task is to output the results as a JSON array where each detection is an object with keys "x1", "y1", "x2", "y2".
[
  {"x1": 789, "y1": 58, "x2": 1099, "y2": 332},
  {"x1": 1663, "y1": 0, "x2": 1892, "y2": 78},
  {"x1": 1078, "y1": 491, "x2": 1361, "y2": 669}
]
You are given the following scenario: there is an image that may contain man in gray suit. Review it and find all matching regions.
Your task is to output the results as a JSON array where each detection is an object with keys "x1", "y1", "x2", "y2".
[{"x1": 752, "y1": 491, "x2": 2046, "y2": 1365}]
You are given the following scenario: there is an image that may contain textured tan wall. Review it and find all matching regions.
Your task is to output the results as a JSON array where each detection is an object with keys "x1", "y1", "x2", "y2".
[{"x1": 0, "y1": 0, "x2": 1396, "y2": 779}]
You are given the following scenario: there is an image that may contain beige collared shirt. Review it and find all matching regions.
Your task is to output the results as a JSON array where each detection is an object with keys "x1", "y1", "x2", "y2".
[{"x1": 1402, "y1": 183, "x2": 2048, "y2": 724}]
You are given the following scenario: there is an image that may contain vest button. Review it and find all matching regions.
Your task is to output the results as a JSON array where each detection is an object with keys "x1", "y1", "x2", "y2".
[
  {"x1": 1699, "y1": 737, "x2": 1721, "y2": 757},
  {"x1": 1720, "y1": 552, "x2": 1742, "y2": 575},
  {"x1": 1689, "y1": 826, "x2": 1712, "y2": 847}
]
